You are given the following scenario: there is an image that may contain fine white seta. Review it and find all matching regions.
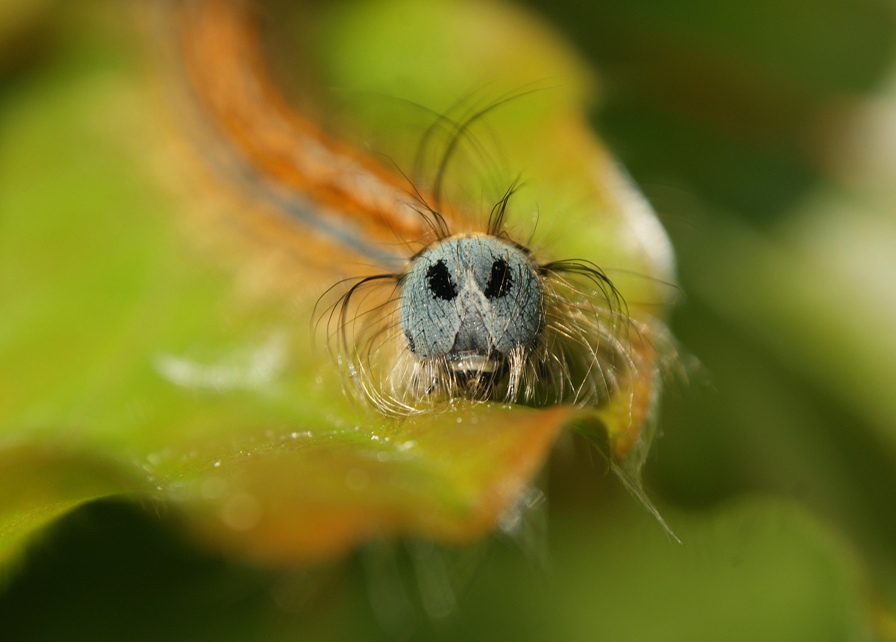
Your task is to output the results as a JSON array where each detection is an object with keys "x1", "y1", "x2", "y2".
[{"x1": 325, "y1": 188, "x2": 644, "y2": 417}]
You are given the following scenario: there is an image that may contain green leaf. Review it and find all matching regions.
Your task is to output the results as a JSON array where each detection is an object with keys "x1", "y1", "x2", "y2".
[{"x1": 0, "y1": 0, "x2": 671, "y2": 569}]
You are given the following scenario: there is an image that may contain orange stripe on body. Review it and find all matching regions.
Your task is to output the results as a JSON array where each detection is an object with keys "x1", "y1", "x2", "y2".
[{"x1": 172, "y1": 0, "x2": 465, "y2": 266}]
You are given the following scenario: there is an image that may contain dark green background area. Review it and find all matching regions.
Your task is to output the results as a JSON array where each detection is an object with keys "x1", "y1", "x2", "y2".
[
  {"x1": 536, "y1": 0, "x2": 896, "y2": 224},
  {"x1": 3, "y1": 0, "x2": 896, "y2": 639}
]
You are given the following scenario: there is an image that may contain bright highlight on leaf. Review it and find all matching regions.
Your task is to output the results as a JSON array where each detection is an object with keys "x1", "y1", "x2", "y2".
[{"x1": 0, "y1": 0, "x2": 676, "y2": 567}]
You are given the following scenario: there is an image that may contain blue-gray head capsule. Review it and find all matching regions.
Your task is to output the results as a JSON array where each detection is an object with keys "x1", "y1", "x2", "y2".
[{"x1": 399, "y1": 235, "x2": 543, "y2": 378}]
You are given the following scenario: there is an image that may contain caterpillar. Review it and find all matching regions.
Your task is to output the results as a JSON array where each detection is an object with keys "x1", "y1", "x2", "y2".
[{"x1": 165, "y1": 0, "x2": 678, "y2": 509}]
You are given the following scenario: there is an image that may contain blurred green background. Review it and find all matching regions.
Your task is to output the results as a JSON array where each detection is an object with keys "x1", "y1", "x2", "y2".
[{"x1": 3, "y1": 0, "x2": 896, "y2": 639}]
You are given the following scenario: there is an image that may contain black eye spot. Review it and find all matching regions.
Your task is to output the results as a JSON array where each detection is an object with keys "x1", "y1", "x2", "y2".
[
  {"x1": 484, "y1": 259, "x2": 512, "y2": 299},
  {"x1": 426, "y1": 260, "x2": 457, "y2": 300}
]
